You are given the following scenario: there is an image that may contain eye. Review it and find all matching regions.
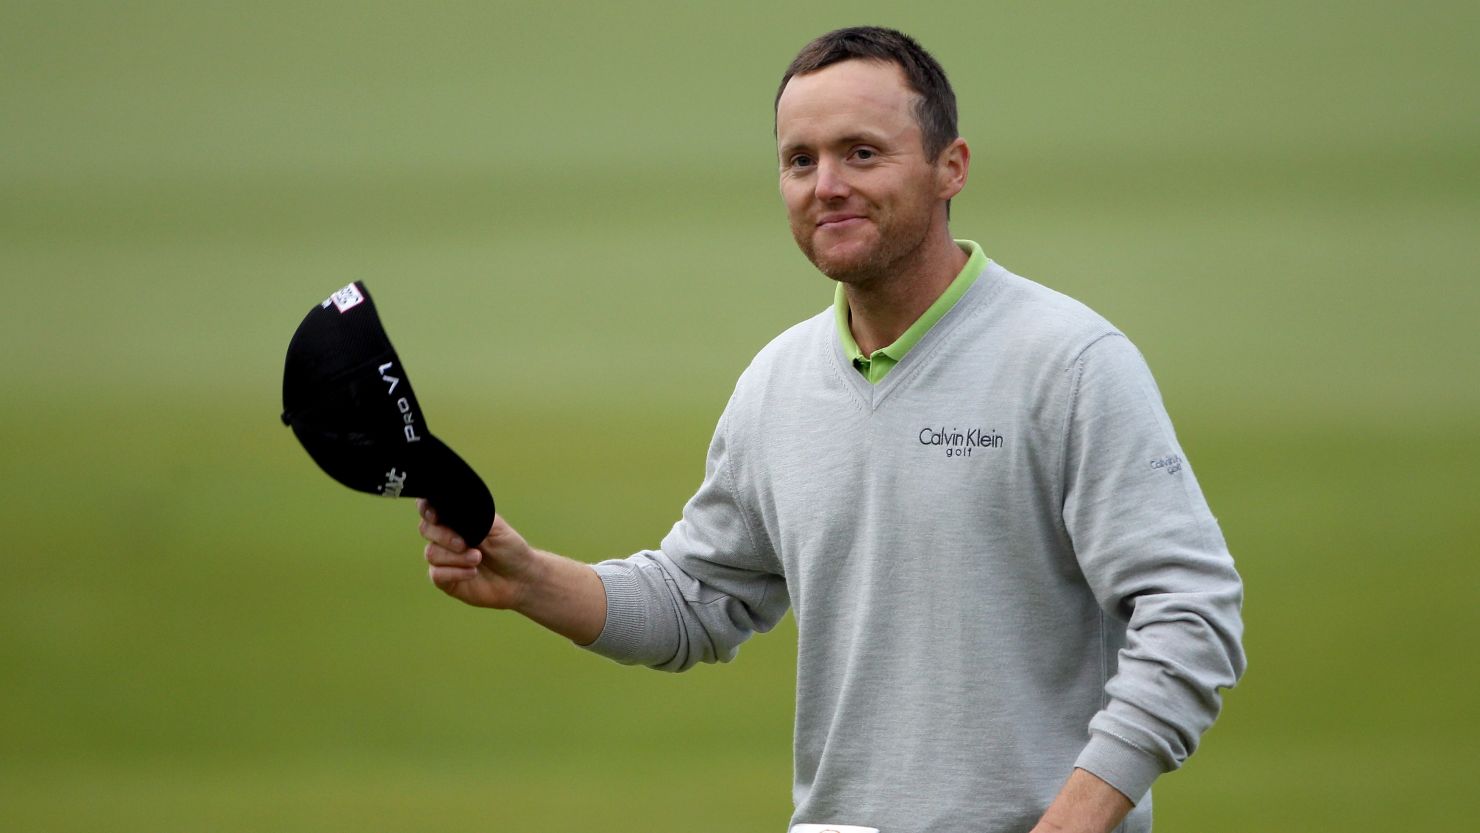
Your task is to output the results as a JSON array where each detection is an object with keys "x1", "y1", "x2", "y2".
[
  {"x1": 853, "y1": 148, "x2": 876, "y2": 161},
  {"x1": 790, "y1": 154, "x2": 815, "y2": 169}
]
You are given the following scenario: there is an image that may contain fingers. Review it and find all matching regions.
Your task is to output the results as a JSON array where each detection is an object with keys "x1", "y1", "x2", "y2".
[
  {"x1": 419, "y1": 499, "x2": 483, "y2": 594},
  {"x1": 426, "y1": 539, "x2": 479, "y2": 567},
  {"x1": 426, "y1": 540, "x2": 481, "y2": 587},
  {"x1": 429, "y1": 562, "x2": 478, "y2": 588},
  {"x1": 418, "y1": 517, "x2": 467, "y2": 553}
]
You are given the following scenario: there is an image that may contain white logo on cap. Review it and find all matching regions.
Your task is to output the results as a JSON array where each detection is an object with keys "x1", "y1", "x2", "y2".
[
  {"x1": 378, "y1": 362, "x2": 422, "y2": 442},
  {"x1": 379, "y1": 362, "x2": 401, "y2": 395},
  {"x1": 380, "y1": 467, "x2": 407, "y2": 497},
  {"x1": 328, "y1": 283, "x2": 366, "y2": 313}
]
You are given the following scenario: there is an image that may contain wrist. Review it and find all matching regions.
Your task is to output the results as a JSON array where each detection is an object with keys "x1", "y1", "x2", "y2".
[
  {"x1": 1032, "y1": 768, "x2": 1133, "y2": 833},
  {"x1": 506, "y1": 544, "x2": 550, "y2": 614},
  {"x1": 508, "y1": 548, "x2": 607, "y2": 645}
]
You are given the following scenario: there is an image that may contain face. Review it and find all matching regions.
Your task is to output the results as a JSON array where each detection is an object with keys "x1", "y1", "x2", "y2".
[{"x1": 776, "y1": 59, "x2": 958, "y2": 286}]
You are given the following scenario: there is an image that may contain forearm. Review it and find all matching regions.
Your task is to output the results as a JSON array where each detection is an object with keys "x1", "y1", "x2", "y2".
[
  {"x1": 1031, "y1": 768, "x2": 1133, "y2": 833},
  {"x1": 513, "y1": 548, "x2": 608, "y2": 645},
  {"x1": 420, "y1": 504, "x2": 609, "y2": 644}
]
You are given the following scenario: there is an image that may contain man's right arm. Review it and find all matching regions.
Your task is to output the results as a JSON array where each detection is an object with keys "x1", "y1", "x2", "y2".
[
  {"x1": 418, "y1": 384, "x2": 787, "y2": 669},
  {"x1": 418, "y1": 499, "x2": 607, "y2": 645}
]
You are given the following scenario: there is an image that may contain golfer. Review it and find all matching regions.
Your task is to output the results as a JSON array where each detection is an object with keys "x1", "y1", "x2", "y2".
[{"x1": 419, "y1": 26, "x2": 1245, "y2": 833}]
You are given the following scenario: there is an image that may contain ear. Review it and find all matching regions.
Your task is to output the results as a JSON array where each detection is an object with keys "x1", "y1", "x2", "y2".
[{"x1": 935, "y1": 137, "x2": 970, "y2": 201}]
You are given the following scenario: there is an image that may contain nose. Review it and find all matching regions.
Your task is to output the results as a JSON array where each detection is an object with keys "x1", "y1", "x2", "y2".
[{"x1": 814, "y1": 157, "x2": 850, "y2": 202}]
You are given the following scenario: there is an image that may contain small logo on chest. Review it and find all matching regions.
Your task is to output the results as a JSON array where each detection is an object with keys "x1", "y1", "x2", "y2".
[{"x1": 918, "y1": 425, "x2": 1004, "y2": 458}]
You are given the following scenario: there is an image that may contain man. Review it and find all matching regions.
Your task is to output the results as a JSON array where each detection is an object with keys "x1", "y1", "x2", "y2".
[{"x1": 419, "y1": 27, "x2": 1245, "y2": 833}]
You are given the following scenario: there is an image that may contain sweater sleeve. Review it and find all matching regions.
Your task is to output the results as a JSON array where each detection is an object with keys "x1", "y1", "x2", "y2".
[
  {"x1": 1060, "y1": 334, "x2": 1246, "y2": 802},
  {"x1": 580, "y1": 400, "x2": 789, "y2": 672}
]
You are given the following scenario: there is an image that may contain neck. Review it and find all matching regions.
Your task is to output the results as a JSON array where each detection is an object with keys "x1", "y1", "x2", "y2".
[{"x1": 843, "y1": 232, "x2": 968, "y2": 355}]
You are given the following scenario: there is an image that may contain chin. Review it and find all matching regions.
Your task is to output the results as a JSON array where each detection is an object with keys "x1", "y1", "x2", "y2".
[
  {"x1": 813, "y1": 255, "x2": 878, "y2": 285},
  {"x1": 808, "y1": 238, "x2": 881, "y2": 283}
]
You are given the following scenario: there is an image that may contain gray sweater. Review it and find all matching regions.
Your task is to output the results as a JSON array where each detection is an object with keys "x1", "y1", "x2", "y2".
[{"x1": 585, "y1": 259, "x2": 1246, "y2": 833}]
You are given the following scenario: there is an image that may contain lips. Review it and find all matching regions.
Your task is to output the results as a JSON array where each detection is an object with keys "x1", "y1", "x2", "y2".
[{"x1": 817, "y1": 213, "x2": 866, "y2": 229}]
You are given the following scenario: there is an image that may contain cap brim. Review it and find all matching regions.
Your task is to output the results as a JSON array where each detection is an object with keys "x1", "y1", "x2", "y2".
[{"x1": 289, "y1": 423, "x2": 495, "y2": 548}]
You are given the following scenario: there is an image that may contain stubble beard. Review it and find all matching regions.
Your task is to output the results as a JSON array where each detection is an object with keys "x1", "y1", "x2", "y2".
[{"x1": 795, "y1": 206, "x2": 934, "y2": 290}]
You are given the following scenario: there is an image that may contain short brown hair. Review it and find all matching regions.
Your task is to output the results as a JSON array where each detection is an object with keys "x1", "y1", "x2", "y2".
[{"x1": 775, "y1": 27, "x2": 958, "y2": 161}]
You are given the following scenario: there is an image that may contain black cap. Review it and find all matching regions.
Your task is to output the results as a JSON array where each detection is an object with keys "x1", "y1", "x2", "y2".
[{"x1": 281, "y1": 282, "x2": 494, "y2": 547}]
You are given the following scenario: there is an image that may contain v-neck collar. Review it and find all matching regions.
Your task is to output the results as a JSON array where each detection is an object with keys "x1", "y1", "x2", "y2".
[
  {"x1": 829, "y1": 258, "x2": 1001, "y2": 412},
  {"x1": 834, "y1": 240, "x2": 989, "y2": 383}
]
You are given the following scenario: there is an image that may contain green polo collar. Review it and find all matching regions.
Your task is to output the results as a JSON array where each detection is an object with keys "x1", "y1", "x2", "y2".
[{"x1": 835, "y1": 239, "x2": 987, "y2": 384}]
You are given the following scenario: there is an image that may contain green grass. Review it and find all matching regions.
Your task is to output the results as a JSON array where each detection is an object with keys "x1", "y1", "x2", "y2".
[{"x1": 3, "y1": 2, "x2": 1478, "y2": 830}]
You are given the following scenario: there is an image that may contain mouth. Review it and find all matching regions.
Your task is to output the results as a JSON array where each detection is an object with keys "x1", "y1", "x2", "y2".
[{"x1": 816, "y1": 214, "x2": 866, "y2": 230}]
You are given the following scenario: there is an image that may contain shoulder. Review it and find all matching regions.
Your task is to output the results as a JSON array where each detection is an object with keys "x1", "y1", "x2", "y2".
[
  {"x1": 696, "y1": 305, "x2": 834, "y2": 454},
  {"x1": 970, "y1": 261, "x2": 1130, "y2": 371},
  {"x1": 731, "y1": 305, "x2": 834, "y2": 396}
]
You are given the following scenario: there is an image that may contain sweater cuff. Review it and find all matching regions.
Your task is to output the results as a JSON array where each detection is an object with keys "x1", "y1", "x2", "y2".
[
  {"x1": 1073, "y1": 731, "x2": 1166, "y2": 805},
  {"x1": 580, "y1": 563, "x2": 649, "y2": 663}
]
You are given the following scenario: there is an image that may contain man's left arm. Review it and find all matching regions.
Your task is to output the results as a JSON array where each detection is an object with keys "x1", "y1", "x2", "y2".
[{"x1": 1052, "y1": 333, "x2": 1248, "y2": 825}]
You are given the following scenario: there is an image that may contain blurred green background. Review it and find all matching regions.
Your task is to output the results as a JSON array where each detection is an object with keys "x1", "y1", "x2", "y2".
[{"x1": 3, "y1": 1, "x2": 1477, "y2": 830}]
